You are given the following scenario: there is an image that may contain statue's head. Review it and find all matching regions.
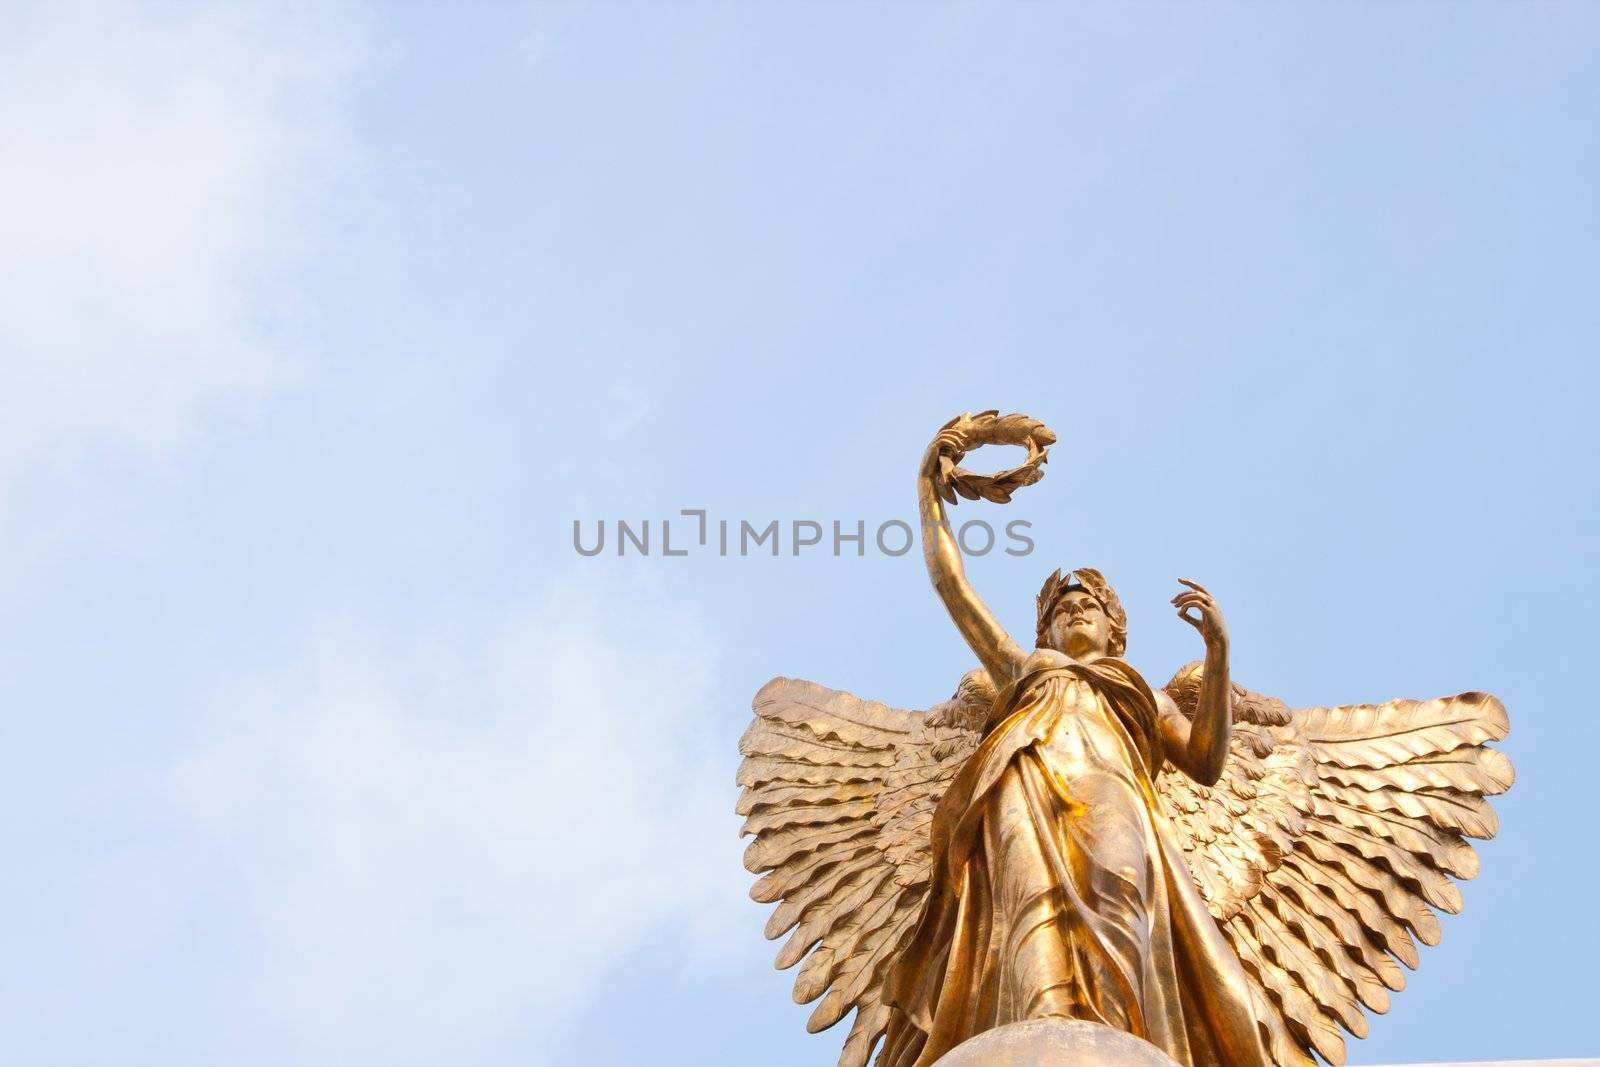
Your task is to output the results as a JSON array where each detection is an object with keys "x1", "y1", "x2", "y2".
[{"x1": 1036, "y1": 567, "x2": 1127, "y2": 658}]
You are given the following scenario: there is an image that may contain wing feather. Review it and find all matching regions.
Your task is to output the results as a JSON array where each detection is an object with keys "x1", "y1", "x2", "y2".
[
  {"x1": 1305, "y1": 820, "x2": 1463, "y2": 913},
  {"x1": 806, "y1": 886, "x2": 920, "y2": 1031},
  {"x1": 774, "y1": 862, "x2": 884, "y2": 969},
  {"x1": 743, "y1": 818, "x2": 877, "y2": 874},
  {"x1": 1266, "y1": 885, "x2": 1390, "y2": 1013},
  {"x1": 752, "y1": 677, "x2": 921, "y2": 739},
  {"x1": 1315, "y1": 778, "x2": 1499, "y2": 839},
  {"x1": 1230, "y1": 927, "x2": 1349, "y2": 1064},
  {"x1": 1317, "y1": 745, "x2": 1514, "y2": 796},
  {"x1": 740, "y1": 719, "x2": 898, "y2": 768},
  {"x1": 737, "y1": 757, "x2": 888, "y2": 789},
  {"x1": 838, "y1": 998, "x2": 891, "y2": 1067},
  {"x1": 1243, "y1": 900, "x2": 1366, "y2": 1036},
  {"x1": 1309, "y1": 794, "x2": 1480, "y2": 878},
  {"x1": 752, "y1": 835, "x2": 874, "y2": 904},
  {"x1": 1279, "y1": 851, "x2": 1419, "y2": 970},
  {"x1": 765, "y1": 849, "x2": 883, "y2": 939},
  {"x1": 738, "y1": 778, "x2": 880, "y2": 816},
  {"x1": 741, "y1": 796, "x2": 879, "y2": 837},
  {"x1": 1248, "y1": 979, "x2": 1319, "y2": 1067},
  {"x1": 793, "y1": 867, "x2": 897, "y2": 1002},
  {"x1": 1272, "y1": 861, "x2": 1407, "y2": 992},
  {"x1": 1295, "y1": 833, "x2": 1442, "y2": 945},
  {"x1": 1301, "y1": 693, "x2": 1507, "y2": 766}
]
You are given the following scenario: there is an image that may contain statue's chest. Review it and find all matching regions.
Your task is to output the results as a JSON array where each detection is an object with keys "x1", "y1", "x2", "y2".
[{"x1": 1028, "y1": 677, "x2": 1135, "y2": 775}]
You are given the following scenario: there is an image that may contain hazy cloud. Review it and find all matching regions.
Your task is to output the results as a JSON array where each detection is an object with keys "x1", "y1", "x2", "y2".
[
  {"x1": 0, "y1": 0, "x2": 368, "y2": 551},
  {"x1": 169, "y1": 574, "x2": 743, "y2": 1063}
]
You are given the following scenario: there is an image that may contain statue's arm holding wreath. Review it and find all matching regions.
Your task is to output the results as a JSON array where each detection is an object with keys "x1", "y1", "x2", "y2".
[{"x1": 918, "y1": 411, "x2": 1056, "y2": 686}]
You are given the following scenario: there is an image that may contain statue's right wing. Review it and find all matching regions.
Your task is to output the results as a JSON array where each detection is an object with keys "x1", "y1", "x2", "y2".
[
  {"x1": 737, "y1": 671, "x2": 992, "y2": 1067},
  {"x1": 1158, "y1": 662, "x2": 1515, "y2": 1067}
]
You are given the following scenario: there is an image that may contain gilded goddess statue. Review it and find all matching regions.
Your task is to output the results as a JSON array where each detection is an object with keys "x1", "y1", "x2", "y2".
[{"x1": 736, "y1": 412, "x2": 1513, "y2": 1067}]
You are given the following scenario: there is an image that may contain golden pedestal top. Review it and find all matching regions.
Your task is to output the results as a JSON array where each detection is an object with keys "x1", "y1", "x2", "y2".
[{"x1": 932, "y1": 1019, "x2": 1182, "y2": 1066}]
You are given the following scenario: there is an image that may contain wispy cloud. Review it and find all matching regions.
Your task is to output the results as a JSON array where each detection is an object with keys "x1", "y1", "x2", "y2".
[
  {"x1": 167, "y1": 573, "x2": 742, "y2": 1064},
  {"x1": 0, "y1": 0, "x2": 368, "y2": 558}
]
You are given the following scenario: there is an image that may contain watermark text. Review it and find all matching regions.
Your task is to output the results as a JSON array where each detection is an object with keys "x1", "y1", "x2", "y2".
[{"x1": 572, "y1": 509, "x2": 1034, "y2": 558}]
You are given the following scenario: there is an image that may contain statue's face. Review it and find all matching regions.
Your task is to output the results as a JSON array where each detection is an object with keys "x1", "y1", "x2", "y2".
[{"x1": 1049, "y1": 589, "x2": 1110, "y2": 657}]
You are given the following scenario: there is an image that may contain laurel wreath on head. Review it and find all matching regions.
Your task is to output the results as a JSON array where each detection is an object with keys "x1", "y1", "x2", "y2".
[{"x1": 932, "y1": 409, "x2": 1057, "y2": 505}]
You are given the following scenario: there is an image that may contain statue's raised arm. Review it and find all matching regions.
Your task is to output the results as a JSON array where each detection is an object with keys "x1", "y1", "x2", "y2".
[{"x1": 917, "y1": 411, "x2": 1056, "y2": 685}]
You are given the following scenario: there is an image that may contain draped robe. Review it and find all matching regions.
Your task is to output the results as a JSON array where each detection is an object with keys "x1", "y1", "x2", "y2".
[{"x1": 880, "y1": 652, "x2": 1271, "y2": 1067}]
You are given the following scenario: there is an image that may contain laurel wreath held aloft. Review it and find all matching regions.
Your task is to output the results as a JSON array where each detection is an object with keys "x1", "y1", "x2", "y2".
[{"x1": 930, "y1": 410, "x2": 1057, "y2": 505}]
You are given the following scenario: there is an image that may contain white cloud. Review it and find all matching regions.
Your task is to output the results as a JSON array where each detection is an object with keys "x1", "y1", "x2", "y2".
[
  {"x1": 169, "y1": 573, "x2": 745, "y2": 1064},
  {"x1": 1, "y1": 10, "x2": 751, "y2": 1059},
  {"x1": 0, "y1": 0, "x2": 367, "y2": 543}
]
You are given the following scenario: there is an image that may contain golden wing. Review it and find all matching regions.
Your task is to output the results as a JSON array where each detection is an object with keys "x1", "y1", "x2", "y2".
[
  {"x1": 1159, "y1": 662, "x2": 1514, "y2": 1067},
  {"x1": 737, "y1": 671, "x2": 992, "y2": 1067}
]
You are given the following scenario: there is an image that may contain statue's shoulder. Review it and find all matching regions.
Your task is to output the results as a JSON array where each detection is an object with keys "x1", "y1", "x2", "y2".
[
  {"x1": 1021, "y1": 647, "x2": 1073, "y2": 672},
  {"x1": 1015, "y1": 647, "x2": 1077, "y2": 680}
]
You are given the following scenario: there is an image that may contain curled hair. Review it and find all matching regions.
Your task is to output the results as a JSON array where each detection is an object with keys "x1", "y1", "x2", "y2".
[{"x1": 1035, "y1": 566, "x2": 1128, "y2": 655}]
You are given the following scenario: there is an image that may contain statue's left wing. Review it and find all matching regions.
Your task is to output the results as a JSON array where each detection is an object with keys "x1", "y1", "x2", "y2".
[
  {"x1": 1158, "y1": 663, "x2": 1514, "y2": 1067},
  {"x1": 737, "y1": 671, "x2": 991, "y2": 1067}
]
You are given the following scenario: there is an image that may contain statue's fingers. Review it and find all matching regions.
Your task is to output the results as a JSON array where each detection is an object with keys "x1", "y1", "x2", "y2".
[
  {"x1": 1177, "y1": 577, "x2": 1213, "y2": 595},
  {"x1": 1177, "y1": 606, "x2": 1203, "y2": 629},
  {"x1": 1173, "y1": 592, "x2": 1208, "y2": 611}
]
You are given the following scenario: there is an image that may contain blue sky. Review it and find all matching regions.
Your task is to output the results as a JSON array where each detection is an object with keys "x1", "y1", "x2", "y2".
[{"x1": 1, "y1": 2, "x2": 1595, "y2": 1064}]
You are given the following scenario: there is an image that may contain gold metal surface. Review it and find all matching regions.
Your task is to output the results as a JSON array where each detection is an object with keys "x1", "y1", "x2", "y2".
[
  {"x1": 736, "y1": 411, "x2": 1514, "y2": 1067},
  {"x1": 933, "y1": 1018, "x2": 1183, "y2": 1066}
]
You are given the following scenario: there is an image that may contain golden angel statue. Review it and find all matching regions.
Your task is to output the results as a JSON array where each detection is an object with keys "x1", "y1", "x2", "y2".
[{"x1": 736, "y1": 411, "x2": 1514, "y2": 1067}]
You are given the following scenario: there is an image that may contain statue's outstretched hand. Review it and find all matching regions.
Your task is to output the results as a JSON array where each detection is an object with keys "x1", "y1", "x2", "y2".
[
  {"x1": 921, "y1": 423, "x2": 969, "y2": 479},
  {"x1": 1173, "y1": 578, "x2": 1229, "y2": 654}
]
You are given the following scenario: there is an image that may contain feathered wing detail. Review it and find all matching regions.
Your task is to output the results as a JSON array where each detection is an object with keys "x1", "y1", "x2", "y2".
[
  {"x1": 737, "y1": 670, "x2": 994, "y2": 1067},
  {"x1": 1158, "y1": 663, "x2": 1514, "y2": 1066}
]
